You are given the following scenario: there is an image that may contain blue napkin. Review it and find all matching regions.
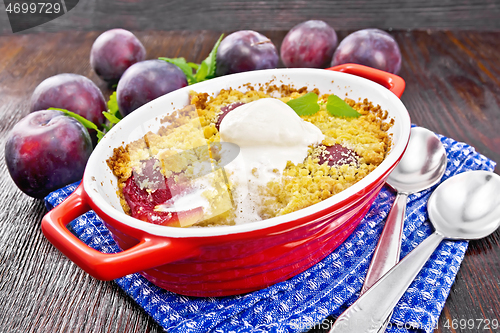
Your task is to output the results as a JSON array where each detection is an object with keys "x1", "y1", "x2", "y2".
[{"x1": 45, "y1": 128, "x2": 496, "y2": 333}]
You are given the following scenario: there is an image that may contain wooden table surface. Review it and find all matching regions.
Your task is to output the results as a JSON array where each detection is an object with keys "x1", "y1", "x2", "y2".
[{"x1": 0, "y1": 30, "x2": 499, "y2": 333}]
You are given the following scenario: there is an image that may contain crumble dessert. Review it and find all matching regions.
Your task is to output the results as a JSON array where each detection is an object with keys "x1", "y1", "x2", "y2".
[{"x1": 107, "y1": 85, "x2": 393, "y2": 227}]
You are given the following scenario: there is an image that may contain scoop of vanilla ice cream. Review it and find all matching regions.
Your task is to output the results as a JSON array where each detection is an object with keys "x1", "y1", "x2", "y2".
[
  {"x1": 218, "y1": 98, "x2": 325, "y2": 224},
  {"x1": 220, "y1": 98, "x2": 323, "y2": 147}
]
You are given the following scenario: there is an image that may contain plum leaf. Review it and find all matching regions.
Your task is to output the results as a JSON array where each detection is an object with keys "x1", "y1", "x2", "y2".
[
  {"x1": 50, "y1": 108, "x2": 98, "y2": 131},
  {"x1": 100, "y1": 92, "x2": 122, "y2": 132},
  {"x1": 106, "y1": 91, "x2": 120, "y2": 119},
  {"x1": 158, "y1": 34, "x2": 224, "y2": 85},
  {"x1": 286, "y1": 92, "x2": 320, "y2": 116},
  {"x1": 200, "y1": 33, "x2": 223, "y2": 80},
  {"x1": 159, "y1": 57, "x2": 197, "y2": 85},
  {"x1": 49, "y1": 107, "x2": 106, "y2": 141},
  {"x1": 188, "y1": 62, "x2": 199, "y2": 70},
  {"x1": 195, "y1": 61, "x2": 209, "y2": 83},
  {"x1": 103, "y1": 111, "x2": 121, "y2": 125},
  {"x1": 326, "y1": 95, "x2": 361, "y2": 118}
]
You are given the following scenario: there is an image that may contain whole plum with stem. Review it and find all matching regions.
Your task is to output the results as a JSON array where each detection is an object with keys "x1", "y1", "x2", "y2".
[
  {"x1": 215, "y1": 30, "x2": 279, "y2": 76},
  {"x1": 116, "y1": 59, "x2": 188, "y2": 117},
  {"x1": 30, "y1": 73, "x2": 106, "y2": 145},
  {"x1": 281, "y1": 20, "x2": 338, "y2": 68},
  {"x1": 5, "y1": 110, "x2": 93, "y2": 199},
  {"x1": 331, "y1": 28, "x2": 402, "y2": 74},
  {"x1": 90, "y1": 28, "x2": 146, "y2": 84}
]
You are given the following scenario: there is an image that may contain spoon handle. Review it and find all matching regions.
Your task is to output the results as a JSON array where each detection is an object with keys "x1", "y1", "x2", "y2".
[
  {"x1": 362, "y1": 191, "x2": 408, "y2": 294},
  {"x1": 329, "y1": 231, "x2": 445, "y2": 333}
]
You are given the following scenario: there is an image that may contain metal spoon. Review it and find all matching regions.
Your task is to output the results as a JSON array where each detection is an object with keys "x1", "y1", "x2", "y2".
[
  {"x1": 361, "y1": 127, "x2": 447, "y2": 296},
  {"x1": 329, "y1": 170, "x2": 500, "y2": 333}
]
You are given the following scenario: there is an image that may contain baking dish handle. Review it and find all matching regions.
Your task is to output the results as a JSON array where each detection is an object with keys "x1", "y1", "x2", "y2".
[
  {"x1": 41, "y1": 183, "x2": 200, "y2": 281},
  {"x1": 326, "y1": 63, "x2": 406, "y2": 98}
]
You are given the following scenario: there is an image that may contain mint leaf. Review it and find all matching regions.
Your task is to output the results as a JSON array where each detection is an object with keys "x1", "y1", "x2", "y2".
[
  {"x1": 286, "y1": 92, "x2": 320, "y2": 116},
  {"x1": 159, "y1": 57, "x2": 197, "y2": 85},
  {"x1": 326, "y1": 95, "x2": 361, "y2": 118}
]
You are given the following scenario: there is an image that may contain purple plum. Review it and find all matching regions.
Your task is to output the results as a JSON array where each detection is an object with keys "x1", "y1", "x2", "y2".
[
  {"x1": 331, "y1": 28, "x2": 402, "y2": 74},
  {"x1": 281, "y1": 20, "x2": 338, "y2": 68},
  {"x1": 116, "y1": 59, "x2": 188, "y2": 117},
  {"x1": 5, "y1": 110, "x2": 93, "y2": 199},
  {"x1": 90, "y1": 28, "x2": 146, "y2": 84},
  {"x1": 30, "y1": 73, "x2": 106, "y2": 145},
  {"x1": 215, "y1": 30, "x2": 279, "y2": 76}
]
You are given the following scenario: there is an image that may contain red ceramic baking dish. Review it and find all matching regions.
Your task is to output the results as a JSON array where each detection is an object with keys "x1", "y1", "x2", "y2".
[{"x1": 42, "y1": 64, "x2": 410, "y2": 297}]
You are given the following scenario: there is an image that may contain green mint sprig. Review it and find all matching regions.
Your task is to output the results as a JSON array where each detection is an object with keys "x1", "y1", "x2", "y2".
[
  {"x1": 286, "y1": 92, "x2": 320, "y2": 116},
  {"x1": 159, "y1": 34, "x2": 223, "y2": 85},
  {"x1": 326, "y1": 94, "x2": 361, "y2": 118},
  {"x1": 286, "y1": 92, "x2": 361, "y2": 118}
]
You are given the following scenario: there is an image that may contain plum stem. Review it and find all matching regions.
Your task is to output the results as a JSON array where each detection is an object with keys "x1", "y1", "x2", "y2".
[{"x1": 251, "y1": 39, "x2": 272, "y2": 47}]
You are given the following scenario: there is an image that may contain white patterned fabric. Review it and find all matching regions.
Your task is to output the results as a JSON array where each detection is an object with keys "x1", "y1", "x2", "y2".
[{"x1": 45, "y1": 128, "x2": 496, "y2": 333}]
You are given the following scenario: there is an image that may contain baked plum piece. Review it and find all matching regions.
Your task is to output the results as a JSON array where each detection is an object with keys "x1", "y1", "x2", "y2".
[
  {"x1": 318, "y1": 144, "x2": 359, "y2": 167},
  {"x1": 122, "y1": 158, "x2": 202, "y2": 227},
  {"x1": 215, "y1": 102, "x2": 245, "y2": 130}
]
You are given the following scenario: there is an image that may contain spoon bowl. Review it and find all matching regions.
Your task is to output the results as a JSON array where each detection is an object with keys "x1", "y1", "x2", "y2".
[
  {"x1": 361, "y1": 127, "x2": 447, "y2": 293},
  {"x1": 330, "y1": 170, "x2": 500, "y2": 333},
  {"x1": 429, "y1": 171, "x2": 500, "y2": 240},
  {"x1": 387, "y1": 127, "x2": 447, "y2": 193}
]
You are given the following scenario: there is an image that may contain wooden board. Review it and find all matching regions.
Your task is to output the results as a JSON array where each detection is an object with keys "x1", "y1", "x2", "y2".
[
  {"x1": 0, "y1": 30, "x2": 498, "y2": 333},
  {"x1": 1, "y1": 0, "x2": 500, "y2": 34}
]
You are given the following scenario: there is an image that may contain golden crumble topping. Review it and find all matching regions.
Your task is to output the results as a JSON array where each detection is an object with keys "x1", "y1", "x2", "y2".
[{"x1": 107, "y1": 85, "x2": 393, "y2": 227}]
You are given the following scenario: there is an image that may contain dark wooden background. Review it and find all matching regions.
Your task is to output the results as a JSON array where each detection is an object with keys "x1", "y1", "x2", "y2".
[
  {"x1": 1, "y1": 0, "x2": 500, "y2": 34},
  {"x1": 1, "y1": 1, "x2": 500, "y2": 333}
]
